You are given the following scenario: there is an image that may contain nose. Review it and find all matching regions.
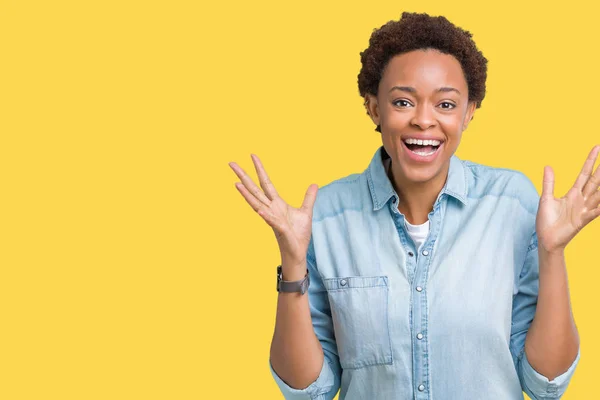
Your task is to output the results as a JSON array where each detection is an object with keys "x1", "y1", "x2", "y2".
[{"x1": 410, "y1": 103, "x2": 436, "y2": 130}]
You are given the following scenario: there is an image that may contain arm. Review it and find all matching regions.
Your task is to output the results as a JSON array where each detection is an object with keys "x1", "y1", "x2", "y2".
[
  {"x1": 511, "y1": 146, "x2": 600, "y2": 397},
  {"x1": 524, "y1": 247, "x2": 579, "y2": 380},
  {"x1": 510, "y1": 231, "x2": 580, "y2": 400},
  {"x1": 228, "y1": 155, "x2": 341, "y2": 398},
  {"x1": 269, "y1": 260, "x2": 325, "y2": 388},
  {"x1": 269, "y1": 241, "x2": 342, "y2": 399}
]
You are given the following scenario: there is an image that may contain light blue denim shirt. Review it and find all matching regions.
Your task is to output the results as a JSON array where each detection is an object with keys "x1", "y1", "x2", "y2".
[{"x1": 269, "y1": 145, "x2": 580, "y2": 400}]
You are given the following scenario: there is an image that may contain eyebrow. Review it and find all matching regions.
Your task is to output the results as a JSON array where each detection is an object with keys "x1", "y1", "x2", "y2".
[{"x1": 388, "y1": 86, "x2": 461, "y2": 95}]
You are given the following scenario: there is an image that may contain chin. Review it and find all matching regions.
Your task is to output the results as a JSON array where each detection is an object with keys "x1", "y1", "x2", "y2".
[
  {"x1": 401, "y1": 166, "x2": 441, "y2": 184},
  {"x1": 393, "y1": 151, "x2": 449, "y2": 185}
]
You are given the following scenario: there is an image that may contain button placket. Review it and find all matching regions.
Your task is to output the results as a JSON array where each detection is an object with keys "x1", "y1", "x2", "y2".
[
  {"x1": 413, "y1": 241, "x2": 433, "y2": 398},
  {"x1": 390, "y1": 200, "x2": 436, "y2": 398}
]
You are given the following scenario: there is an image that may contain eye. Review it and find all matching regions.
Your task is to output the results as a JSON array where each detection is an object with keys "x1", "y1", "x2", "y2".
[
  {"x1": 392, "y1": 99, "x2": 412, "y2": 108},
  {"x1": 439, "y1": 102, "x2": 456, "y2": 110}
]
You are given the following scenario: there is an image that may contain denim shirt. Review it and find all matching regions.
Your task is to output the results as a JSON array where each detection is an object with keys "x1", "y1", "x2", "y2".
[{"x1": 269, "y1": 145, "x2": 580, "y2": 400}]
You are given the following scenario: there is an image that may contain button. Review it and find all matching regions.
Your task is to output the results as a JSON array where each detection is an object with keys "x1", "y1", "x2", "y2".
[
  {"x1": 417, "y1": 333, "x2": 423, "y2": 340},
  {"x1": 340, "y1": 279, "x2": 347, "y2": 286},
  {"x1": 416, "y1": 286, "x2": 423, "y2": 292},
  {"x1": 392, "y1": 197, "x2": 397, "y2": 203},
  {"x1": 418, "y1": 384, "x2": 425, "y2": 392},
  {"x1": 422, "y1": 250, "x2": 429, "y2": 256},
  {"x1": 408, "y1": 251, "x2": 414, "y2": 257}
]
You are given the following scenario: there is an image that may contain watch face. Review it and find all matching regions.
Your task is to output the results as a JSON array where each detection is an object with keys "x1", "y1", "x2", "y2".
[{"x1": 276, "y1": 265, "x2": 282, "y2": 292}]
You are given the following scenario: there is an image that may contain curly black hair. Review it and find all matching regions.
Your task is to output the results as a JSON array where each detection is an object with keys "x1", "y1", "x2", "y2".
[{"x1": 358, "y1": 12, "x2": 488, "y2": 132}]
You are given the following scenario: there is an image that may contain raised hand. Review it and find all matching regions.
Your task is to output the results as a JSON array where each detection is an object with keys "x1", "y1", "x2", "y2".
[
  {"x1": 536, "y1": 145, "x2": 600, "y2": 254},
  {"x1": 229, "y1": 154, "x2": 318, "y2": 275}
]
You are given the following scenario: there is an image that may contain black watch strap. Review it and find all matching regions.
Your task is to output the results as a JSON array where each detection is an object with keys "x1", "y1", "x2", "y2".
[{"x1": 277, "y1": 265, "x2": 310, "y2": 294}]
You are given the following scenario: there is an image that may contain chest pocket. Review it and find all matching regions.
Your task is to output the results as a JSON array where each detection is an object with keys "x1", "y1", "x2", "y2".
[{"x1": 323, "y1": 275, "x2": 393, "y2": 369}]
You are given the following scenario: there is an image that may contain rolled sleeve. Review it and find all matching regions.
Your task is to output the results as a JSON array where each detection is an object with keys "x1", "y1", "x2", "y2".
[
  {"x1": 268, "y1": 235, "x2": 342, "y2": 399},
  {"x1": 269, "y1": 355, "x2": 336, "y2": 400},
  {"x1": 510, "y1": 229, "x2": 580, "y2": 399},
  {"x1": 518, "y1": 346, "x2": 580, "y2": 399}
]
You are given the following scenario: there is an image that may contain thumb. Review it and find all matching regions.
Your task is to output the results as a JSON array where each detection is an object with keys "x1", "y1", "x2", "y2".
[
  {"x1": 301, "y1": 184, "x2": 319, "y2": 212},
  {"x1": 542, "y1": 165, "x2": 555, "y2": 200}
]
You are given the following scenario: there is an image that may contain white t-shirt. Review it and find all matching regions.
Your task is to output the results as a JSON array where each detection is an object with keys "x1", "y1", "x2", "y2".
[{"x1": 404, "y1": 218, "x2": 430, "y2": 252}]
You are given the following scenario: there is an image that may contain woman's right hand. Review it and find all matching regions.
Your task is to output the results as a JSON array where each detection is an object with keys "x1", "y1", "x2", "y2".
[{"x1": 229, "y1": 154, "x2": 318, "y2": 278}]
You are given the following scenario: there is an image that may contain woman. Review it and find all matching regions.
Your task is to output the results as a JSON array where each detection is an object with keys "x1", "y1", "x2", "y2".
[{"x1": 229, "y1": 12, "x2": 598, "y2": 399}]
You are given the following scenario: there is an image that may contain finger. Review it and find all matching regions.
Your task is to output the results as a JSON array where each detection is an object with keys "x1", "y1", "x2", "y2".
[
  {"x1": 234, "y1": 181, "x2": 269, "y2": 214},
  {"x1": 573, "y1": 145, "x2": 600, "y2": 192},
  {"x1": 582, "y1": 205, "x2": 600, "y2": 226},
  {"x1": 229, "y1": 162, "x2": 272, "y2": 206},
  {"x1": 587, "y1": 187, "x2": 600, "y2": 209},
  {"x1": 250, "y1": 154, "x2": 280, "y2": 200},
  {"x1": 235, "y1": 182, "x2": 288, "y2": 234},
  {"x1": 583, "y1": 148, "x2": 600, "y2": 197},
  {"x1": 301, "y1": 184, "x2": 319, "y2": 212},
  {"x1": 541, "y1": 166, "x2": 555, "y2": 200}
]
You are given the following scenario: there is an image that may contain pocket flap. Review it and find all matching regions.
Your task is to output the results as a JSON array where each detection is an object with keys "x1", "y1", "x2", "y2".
[{"x1": 323, "y1": 275, "x2": 388, "y2": 290}]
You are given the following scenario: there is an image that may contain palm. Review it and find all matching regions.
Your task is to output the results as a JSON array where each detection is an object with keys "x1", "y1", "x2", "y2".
[
  {"x1": 270, "y1": 196, "x2": 313, "y2": 260},
  {"x1": 537, "y1": 189, "x2": 586, "y2": 253},
  {"x1": 229, "y1": 154, "x2": 318, "y2": 265},
  {"x1": 536, "y1": 146, "x2": 600, "y2": 253}
]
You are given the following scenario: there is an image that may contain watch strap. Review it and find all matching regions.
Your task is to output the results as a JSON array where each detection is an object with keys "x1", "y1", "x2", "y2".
[{"x1": 277, "y1": 265, "x2": 310, "y2": 294}]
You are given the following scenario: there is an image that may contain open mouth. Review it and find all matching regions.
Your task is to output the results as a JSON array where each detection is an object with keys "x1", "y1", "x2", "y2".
[{"x1": 402, "y1": 138, "x2": 443, "y2": 157}]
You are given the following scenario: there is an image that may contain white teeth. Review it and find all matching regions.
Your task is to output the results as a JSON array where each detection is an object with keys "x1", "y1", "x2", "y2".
[
  {"x1": 404, "y1": 138, "x2": 441, "y2": 146},
  {"x1": 412, "y1": 149, "x2": 437, "y2": 156}
]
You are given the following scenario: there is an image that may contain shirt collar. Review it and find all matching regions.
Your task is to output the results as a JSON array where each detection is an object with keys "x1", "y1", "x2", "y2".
[{"x1": 366, "y1": 145, "x2": 468, "y2": 211}]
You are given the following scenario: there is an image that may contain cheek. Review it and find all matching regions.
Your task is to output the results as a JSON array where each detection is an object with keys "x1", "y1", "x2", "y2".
[
  {"x1": 382, "y1": 109, "x2": 412, "y2": 127},
  {"x1": 380, "y1": 133, "x2": 402, "y2": 153},
  {"x1": 439, "y1": 115, "x2": 464, "y2": 134}
]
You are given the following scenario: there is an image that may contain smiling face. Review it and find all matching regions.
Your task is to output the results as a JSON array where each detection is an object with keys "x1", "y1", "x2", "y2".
[{"x1": 366, "y1": 49, "x2": 477, "y2": 188}]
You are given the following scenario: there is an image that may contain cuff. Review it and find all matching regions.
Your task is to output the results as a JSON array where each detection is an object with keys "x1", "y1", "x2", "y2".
[
  {"x1": 519, "y1": 346, "x2": 581, "y2": 399},
  {"x1": 269, "y1": 356, "x2": 335, "y2": 400}
]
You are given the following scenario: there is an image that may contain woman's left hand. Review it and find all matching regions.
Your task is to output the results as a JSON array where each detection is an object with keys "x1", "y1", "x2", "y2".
[{"x1": 536, "y1": 145, "x2": 600, "y2": 254}]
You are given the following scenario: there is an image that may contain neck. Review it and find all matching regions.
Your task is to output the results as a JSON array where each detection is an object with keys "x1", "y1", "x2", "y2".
[{"x1": 386, "y1": 158, "x2": 448, "y2": 225}]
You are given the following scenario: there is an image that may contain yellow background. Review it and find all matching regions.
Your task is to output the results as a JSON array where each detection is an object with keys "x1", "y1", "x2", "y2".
[{"x1": 1, "y1": 0, "x2": 598, "y2": 399}]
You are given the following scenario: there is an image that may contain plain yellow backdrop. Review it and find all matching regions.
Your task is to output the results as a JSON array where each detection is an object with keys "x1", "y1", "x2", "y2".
[{"x1": 1, "y1": 0, "x2": 598, "y2": 399}]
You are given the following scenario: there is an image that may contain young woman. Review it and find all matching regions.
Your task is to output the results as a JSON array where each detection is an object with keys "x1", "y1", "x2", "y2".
[{"x1": 229, "y1": 12, "x2": 598, "y2": 399}]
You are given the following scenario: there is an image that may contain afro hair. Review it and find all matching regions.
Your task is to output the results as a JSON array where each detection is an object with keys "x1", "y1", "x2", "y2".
[{"x1": 358, "y1": 12, "x2": 488, "y2": 132}]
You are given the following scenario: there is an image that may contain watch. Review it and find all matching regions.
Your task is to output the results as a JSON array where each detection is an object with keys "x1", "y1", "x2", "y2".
[{"x1": 276, "y1": 265, "x2": 310, "y2": 294}]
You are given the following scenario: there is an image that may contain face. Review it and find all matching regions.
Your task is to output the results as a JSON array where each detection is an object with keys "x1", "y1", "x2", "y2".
[{"x1": 365, "y1": 49, "x2": 477, "y2": 187}]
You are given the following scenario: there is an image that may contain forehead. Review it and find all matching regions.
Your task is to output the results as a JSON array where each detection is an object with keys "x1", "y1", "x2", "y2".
[{"x1": 380, "y1": 49, "x2": 467, "y2": 92}]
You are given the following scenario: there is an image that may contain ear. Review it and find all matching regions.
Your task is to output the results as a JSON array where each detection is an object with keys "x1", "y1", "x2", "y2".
[
  {"x1": 462, "y1": 101, "x2": 477, "y2": 131},
  {"x1": 364, "y1": 93, "x2": 380, "y2": 127}
]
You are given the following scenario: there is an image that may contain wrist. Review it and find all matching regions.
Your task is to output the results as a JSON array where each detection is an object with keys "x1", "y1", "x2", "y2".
[
  {"x1": 280, "y1": 259, "x2": 307, "y2": 280},
  {"x1": 280, "y1": 266, "x2": 307, "y2": 281},
  {"x1": 539, "y1": 246, "x2": 566, "y2": 259}
]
